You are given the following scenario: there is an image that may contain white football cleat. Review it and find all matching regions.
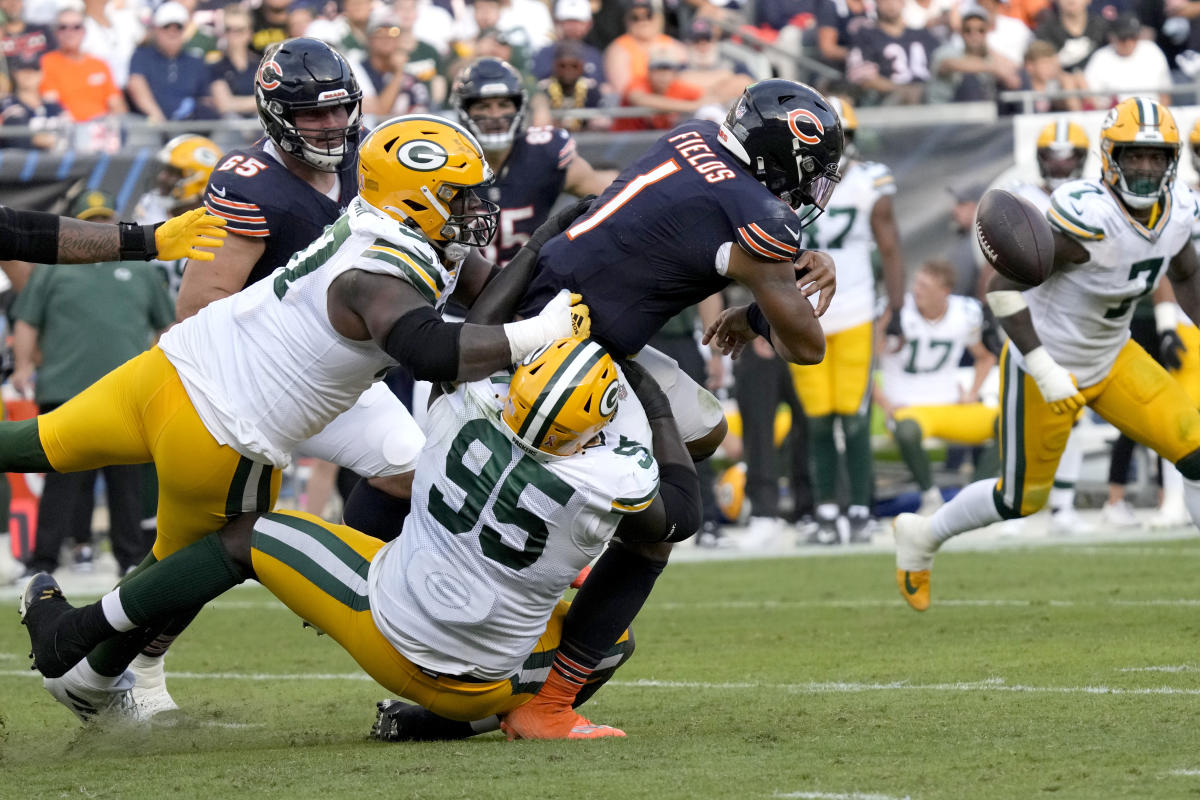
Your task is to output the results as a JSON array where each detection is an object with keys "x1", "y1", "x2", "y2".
[
  {"x1": 1146, "y1": 496, "x2": 1189, "y2": 530},
  {"x1": 1100, "y1": 499, "x2": 1139, "y2": 528},
  {"x1": 44, "y1": 666, "x2": 141, "y2": 725},
  {"x1": 131, "y1": 653, "x2": 179, "y2": 717},
  {"x1": 1048, "y1": 506, "x2": 1095, "y2": 536}
]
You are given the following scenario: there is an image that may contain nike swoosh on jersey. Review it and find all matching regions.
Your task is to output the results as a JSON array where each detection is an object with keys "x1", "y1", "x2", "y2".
[
  {"x1": 785, "y1": 225, "x2": 800, "y2": 238},
  {"x1": 212, "y1": 186, "x2": 227, "y2": 197}
]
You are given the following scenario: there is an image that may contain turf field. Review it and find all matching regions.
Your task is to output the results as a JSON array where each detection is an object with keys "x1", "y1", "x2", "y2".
[{"x1": 3, "y1": 531, "x2": 1200, "y2": 800}]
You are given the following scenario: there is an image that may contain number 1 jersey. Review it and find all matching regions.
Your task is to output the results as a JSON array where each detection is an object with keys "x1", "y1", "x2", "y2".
[{"x1": 368, "y1": 375, "x2": 660, "y2": 680}]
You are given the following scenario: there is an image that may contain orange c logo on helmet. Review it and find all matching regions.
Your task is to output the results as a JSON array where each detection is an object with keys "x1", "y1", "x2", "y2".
[
  {"x1": 258, "y1": 59, "x2": 282, "y2": 91},
  {"x1": 788, "y1": 108, "x2": 823, "y2": 145}
]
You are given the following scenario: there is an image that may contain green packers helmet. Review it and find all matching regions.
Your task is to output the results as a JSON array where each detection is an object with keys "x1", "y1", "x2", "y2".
[{"x1": 503, "y1": 337, "x2": 620, "y2": 458}]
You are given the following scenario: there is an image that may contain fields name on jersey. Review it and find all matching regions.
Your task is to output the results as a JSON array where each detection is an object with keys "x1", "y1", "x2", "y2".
[{"x1": 667, "y1": 130, "x2": 737, "y2": 184}]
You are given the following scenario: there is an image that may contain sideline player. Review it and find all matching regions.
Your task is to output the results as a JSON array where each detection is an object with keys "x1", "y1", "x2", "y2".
[
  {"x1": 450, "y1": 57, "x2": 615, "y2": 267},
  {"x1": 874, "y1": 260, "x2": 996, "y2": 514},
  {"x1": 894, "y1": 97, "x2": 1200, "y2": 612},
  {"x1": 21, "y1": 339, "x2": 701, "y2": 741},
  {"x1": 1, "y1": 114, "x2": 589, "y2": 721},
  {"x1": 787, "y1": 95, "x2": 905, "y2": 544}
]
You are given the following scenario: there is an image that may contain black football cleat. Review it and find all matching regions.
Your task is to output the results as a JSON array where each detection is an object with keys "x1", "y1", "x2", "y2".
[{"x1": 18, "y1": 572, "x2": 84, "y2": 678}]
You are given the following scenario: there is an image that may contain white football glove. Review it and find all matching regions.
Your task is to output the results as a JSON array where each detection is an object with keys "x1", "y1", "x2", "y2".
[
  {"x1": 503, "y1": 289, "x2": 591, "y2": 362},
  {"x1": 1023, "y1": 346, "x2": 1085, "y2": 415}
]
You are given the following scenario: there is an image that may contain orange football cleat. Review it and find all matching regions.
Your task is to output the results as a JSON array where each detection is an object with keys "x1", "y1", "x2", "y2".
[{"x1": 501, "y1": 703, "x2": 626, "y2": 740}]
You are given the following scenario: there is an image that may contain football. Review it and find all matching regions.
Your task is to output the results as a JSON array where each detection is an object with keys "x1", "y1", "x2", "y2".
[{"x1": 975, "y1": 188, "x2": 1055, "y2": 286}]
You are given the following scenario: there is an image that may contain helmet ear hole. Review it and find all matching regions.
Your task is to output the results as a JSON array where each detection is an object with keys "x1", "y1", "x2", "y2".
[{"x1": 382, "y1": 137, "x2": 400, "y2": 152}]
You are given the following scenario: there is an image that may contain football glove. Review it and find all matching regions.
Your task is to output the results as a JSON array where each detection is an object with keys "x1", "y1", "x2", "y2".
[
  {"x1": 1159, "y1": 328, "x2": 1186, "y2": 371},
  {"x1": 154, "y1": 208, "x2": 227, "y2": 262}
]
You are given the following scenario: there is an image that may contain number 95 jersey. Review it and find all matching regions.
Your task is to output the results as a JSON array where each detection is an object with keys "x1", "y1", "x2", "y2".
[
  {"x1": 1031, "y1": 178, "x2": 1197, "y2": 387},
  {"x1": 367, "y1": 376, "x2": 660, "y2": 680}
]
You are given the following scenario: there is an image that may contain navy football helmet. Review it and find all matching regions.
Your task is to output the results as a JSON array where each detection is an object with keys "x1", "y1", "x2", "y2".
[
  {"x1": 716, "y1": 80, "x2": 843, "y2": 226},
  {"x1": 255, "y1": 37, "x2": 363, "y2": 172},
  {"x1": 450, "y1": 57, "x2": 528, "y2": 153}
]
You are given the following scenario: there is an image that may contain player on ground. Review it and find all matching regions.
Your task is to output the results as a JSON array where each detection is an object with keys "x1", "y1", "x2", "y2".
[
  {"x1": 451, "y1": 57, "x2": 616, "y2": 267},
  {"x1": 21, "y1": 339, "x2": 700, "y2": 741},
  {"x1": 787, "y1": 95, "x2": 905, "y2": 544},
  {"x1": 1, "y1": 114, "x2": 590, "y2": 722},
  {"x1": 874, "y1": 260, "x2": 996, "y2": 515},
  {"x1": 894, "y1": 97, "x2": 1200, "y2": 612}
]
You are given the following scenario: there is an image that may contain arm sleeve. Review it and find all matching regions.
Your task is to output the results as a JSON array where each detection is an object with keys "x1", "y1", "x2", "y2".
[{"x1": 0, "y1": 206, "x2": 60, "y2": 264}]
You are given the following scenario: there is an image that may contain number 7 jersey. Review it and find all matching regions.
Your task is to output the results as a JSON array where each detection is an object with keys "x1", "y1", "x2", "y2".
[
  {"x1": 367, "y1": 375, "x2": 660, "y2": 680},
  {"x1": 1030, "y1": 178, "x2": 1197, "y2": 387}
]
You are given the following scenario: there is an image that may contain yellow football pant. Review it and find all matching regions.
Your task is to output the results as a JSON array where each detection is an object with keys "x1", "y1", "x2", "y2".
[
  {"x1": 250, "y1": 510, "x2": 632, "y2": 722},
  {"x1": 789, "y1": 320, "x2": 873, "y2": 417},
  {"x1": 994, "y1": 340, "x2": 1200, "y2": 516},
  {"x1": 36, "y1": 347, "x2": 280, "y2": 558},
  {"x1": 892, "y1": 403, "x2": 998, "y2": 445}
]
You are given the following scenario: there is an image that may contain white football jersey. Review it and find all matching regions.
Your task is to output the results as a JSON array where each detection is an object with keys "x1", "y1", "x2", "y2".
[
  {"x1": 880, "y1": 293, "x2": 982, "y2": 406},
  {"x1": 368, "y1": 375, "x2": 660, "y2": 680},
  {"x1": 1007, "y1": 180, "x2": 1051, "y2": 215},
  {"x1": 1025, "y1": 178, "x2": 1198, "y2": 387},
  {"x1": 159, "y1": 197, "x2": 461, "y2": 467},
  {"x1": 802, "y1": 159, "x2": 896, "y2": 333}
]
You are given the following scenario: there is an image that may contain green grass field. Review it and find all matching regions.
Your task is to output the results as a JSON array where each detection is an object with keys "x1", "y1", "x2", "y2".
[{"x1": 4, "y1": 538, "x2": 1200, "y2": 800}]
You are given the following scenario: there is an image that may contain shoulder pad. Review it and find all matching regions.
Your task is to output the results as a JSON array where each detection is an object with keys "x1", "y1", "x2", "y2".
[
  {"x1": 1047, "y1": 180, "x2": 1108, "y2": 242},
  {"x1": 859, "y1": 161, "x2": 896, "y2": 195}
]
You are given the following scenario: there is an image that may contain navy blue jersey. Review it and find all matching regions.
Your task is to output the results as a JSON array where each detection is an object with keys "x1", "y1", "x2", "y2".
[
  {"x1": 846, "y1": 23, "x2": 937, "y2": 85},
  {"x1": 517, "y1": 120, "x2": 801, "y2": 357},
  {"x1": 481, "y1": 126, "x2": 575, "y2": 267},
  {"x1": 201, "y1": 139, "x2": 358, "y2": 287}
]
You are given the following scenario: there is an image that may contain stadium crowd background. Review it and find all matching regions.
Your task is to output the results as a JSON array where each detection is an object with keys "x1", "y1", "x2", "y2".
[{"x1": 0, "y1": 0, "x2": 1198, "y2": 572}]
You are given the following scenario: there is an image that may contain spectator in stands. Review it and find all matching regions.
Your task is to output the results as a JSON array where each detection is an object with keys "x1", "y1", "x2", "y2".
[
  {"x1": 128, "y1": 2, "x2": 214, "y2": 123},
  {"x1": 534, "y1": 39, "x2": 608, "y2": 130},
  {"x1": 1022, "y1": 37, "x2": 1086, "y2": 111},
  {"x1": 680, "y1": 16, "x2": 755, "y2": 100},
  {"x1": 614, "y1": 46, "x2": 706, "y2": 129},
  {"x1": 331, "y1": 0, "x2": 372, "y2": 59},
  {"x1": 605, "y1": 0, "x2": 688, "y2": 102},
  {"x1": 0, "y1": 0, "x2": 53, "y2": 80},
  {"x1": 251, "y1": 0, "x2": 289, "y2": 54},
  {"x1": 845, "y1": 0, "x2": 938, "y2": 104},
  {"x1": 1, "y1": 51, "x2": 65, "y2": 149},
  {"x1": 288, "y1": 5, "x2": 316, "y2": 39},
  {"x1": 10, "y1": 190, "x2": 174, "y2": 580},
  {"x1": 815, "y1": 0, "x2": 870, "y2": 70},
  {"x1": 406, "y1": 0, "x2": 456, "y2": 59},
  {"x1": 752, "y1": 0, "x2": 819, "y2": 80},
  {"x1": 903, "y1": 0, "x2": 955, "y2": 36},
  {"x1": 391, "y1": 0, "x2": 448, "y2": 106},
  {"x1": 209, "y1": 5, "x2": 257, "y2": 119},
  {"x1": 80, "y1": 0, "x2": 142, "y2": 88},
  {"x1": 455, "y1": 0, "x2": 533, "y2": 75},
  {"x1": 351, "y1": 13, "x2": 433, "y2": 125},
  {"x1": 1083, "y1": 12, "x2": 1172, "y2": 106},
  {"x1": 1033, "y1": 0, "x2": 1107, "y2": 73},
  {"x1": 972, "y1": 0, "x2": 1034, "y2": 65},
  {"x1": 532, "y1": 0, "x2": 605, "y2": 84},
  {"x1": 927, "y1": 5, "x2": 1024, "y2": 105},
  {"x1": 39, "y1": 6, "x2": 126, "y2": 122},
  {"x1": 498, "y1": 0, "x2": 555, "y2": 53}
]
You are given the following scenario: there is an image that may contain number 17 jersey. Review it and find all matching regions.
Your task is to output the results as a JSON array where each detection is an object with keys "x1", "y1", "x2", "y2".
[{"x1": 368, "y1": 376, "x2": 660, "y2": 680}]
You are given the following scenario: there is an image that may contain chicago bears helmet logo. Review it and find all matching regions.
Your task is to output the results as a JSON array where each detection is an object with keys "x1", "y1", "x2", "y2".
[
  {"x1": 396, "y1": 139, "x2": 449, "y2": 171},
  {"x1": 787, "y1": 108, "x2": 824, "y2": 145},
  {"x1": 258, "y1": 59, "x2": 282, "y2": 90}
]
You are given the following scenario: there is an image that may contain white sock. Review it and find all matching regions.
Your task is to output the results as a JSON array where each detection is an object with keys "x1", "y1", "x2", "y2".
[
  {"x1": 1182, "y1": 478, "x2": 1200, "y2": 528},
  {"x1": 929, "y1": 479, "x2": 1003, "y2": 543},
  {"x1": 1162, "y1": 460, "x2": 1184, "y2": 506},
  {"x1": 69, "y1": 659, "x2": 124, "y2": 691},
  {"x1": 816, "y1": 503, "x2": 839, "y2": 521},
  {"x1": 1048, "y1": 486, "x2": 1075, "y2": 513},
  {"x1": 101, "y1": 589, "x2": 137, "y2": 632},
  {"x1": 1056, "y1": 429, "x2": 1084, "y2": 483}
]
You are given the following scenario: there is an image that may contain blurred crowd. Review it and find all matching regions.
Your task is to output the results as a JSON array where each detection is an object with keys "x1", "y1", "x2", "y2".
[{"x1": 5, "y1": 0, "x2": 1200, "y2": 154}]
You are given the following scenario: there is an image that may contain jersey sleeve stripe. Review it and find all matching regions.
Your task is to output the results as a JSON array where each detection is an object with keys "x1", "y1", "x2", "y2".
[
  {"x1": 612, "y1": 481, "x2": 659, "y2": 513},
  {"x1": 365, "y1": 247, "x2": 440, "y2": 304},
  {"x1": 747, "y1": 222, "x2": 798, "y2": 254},
  {"x1": 203, "y1": 200, "x2": 267, "y2": 226},
  {"x1": 368, "y1": 242, "x2": 445, "y2": 293},
  {"x1": 737, "y1": 225, "x2": 793, "y2": 261},
  {"x1": 1047, "y1": 204, "x2": 1104, "y2": 241},
  {"x1": 207, "y1": 194, "x2": 262, "y2": 212},
  {"x1": 557, "y1": 137, "x2": 576, "y2": 169}
]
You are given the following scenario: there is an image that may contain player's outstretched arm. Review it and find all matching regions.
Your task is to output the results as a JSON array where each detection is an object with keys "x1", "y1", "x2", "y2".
[
  {"x1": 871, "y1": 194, "x2": 907, "y2": 346},
  {"x1": 723, "y1": 246, "x2": 826, "y2": 365},
  {"x1": 1167, "y1": 239, "x2": 1200, "y2": 329},
  {"x1": 176, "y1": 230, "x2": 264, "y2": 321}
]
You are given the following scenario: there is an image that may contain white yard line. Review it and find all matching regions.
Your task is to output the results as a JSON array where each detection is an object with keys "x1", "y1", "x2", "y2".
[{"x1": 774, "y1": 792, "x2": 912, "y2": 800}]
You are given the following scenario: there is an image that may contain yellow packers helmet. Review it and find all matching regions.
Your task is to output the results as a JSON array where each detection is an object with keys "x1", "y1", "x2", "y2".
[
  {"x1": 1189, "y1": 118, "x2": 1200, "y2": 176},
  {"x1": 1035, "y1": 120, "x2": 1088, "y2": 190},
  {"x1": 357, "y1": 114, "x2": 500, "y2": 248},
  {"x1": 503, "y1": 337, "x2": 620, "y2": 458},
  {"x1": 828, "y1": 95, "x2": 858, "y2": 162},
  {"x1": 1099, "y1": 97, "x2": 1180, "y2": 210},
  {"x1": 157, "y1": 134, "x2": 222, "y2": 206}
]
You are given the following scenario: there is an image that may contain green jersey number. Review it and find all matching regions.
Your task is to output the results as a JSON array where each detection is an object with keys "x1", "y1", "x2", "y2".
[
  {"x1": 1104, "y1": 257, "x2": 1164, "y2": 320},
  {"x1": 427, "y1": 419, "x2": 576, "y2": 570},
  {"x1": 903, "y1": 339, "x2": 954, "y2": 374},
  {"x1": 805, "y1": 207, "x2": 857, "y2": 250}
]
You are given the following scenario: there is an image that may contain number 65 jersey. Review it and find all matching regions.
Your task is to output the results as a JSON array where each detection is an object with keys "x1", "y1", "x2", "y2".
[
  {"x1": 1029, "y1": 178, "x2": 1198, "y2": 388},
  {"x1": 368, "y1": 375, "x2": 660, "y2": 680}
]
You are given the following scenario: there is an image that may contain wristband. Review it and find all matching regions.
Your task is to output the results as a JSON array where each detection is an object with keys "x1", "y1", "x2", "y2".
[
  {"x1": 986, "y1": 290, "x2": 1027, "y2": 318},
  {"x1": 745, "y1": 303, "x2": 772, "y2": 342},
  {"x1": 1022, "y1": 346, "x2": 1060, "y2": 384},
  {"x1": 118, "y1": 221, "x2": 159, "y2": 261},
  {"x1": 1155, "y1": 302, "x2": 1177, "y2": 333}
]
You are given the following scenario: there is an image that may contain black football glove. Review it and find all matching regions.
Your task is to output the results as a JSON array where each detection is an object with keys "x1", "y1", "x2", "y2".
[
  {"x1": 622, "y1": 359, "x2": 672, "y2": 421},
  {"x1": 527, "y1": 194, "x2": 597, "y2": 253},
  {"x1": 1160, "y1": 328, "x2": 1187, "y2": 371}
]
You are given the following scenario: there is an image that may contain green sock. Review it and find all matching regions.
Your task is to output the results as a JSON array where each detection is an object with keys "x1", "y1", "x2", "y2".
[
  {"x1": 893, "y1": 418, "x2": 932, "y2": 491},
  {"x1": 841, "y1": 412, "x2": 874, "y2": 507},
  {"x1": 807, "y1": 414, "x2": 837, "y2": 501},
  {"x1": 976, "y1": 442, "x2": 1000, "y2": 479},
  {"x1": 0, "y1": 419, "x2": 52, "y2": 472},
  {"x1": 87, "y1": 533, "x2": 244, "y2": 677}
]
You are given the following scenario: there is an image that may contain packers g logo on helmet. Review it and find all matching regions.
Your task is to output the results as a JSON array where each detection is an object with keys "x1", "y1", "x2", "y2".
[
  {"x1": 502, "y1": 337, "x2": 620, "y2": 458},
  {"x1": 1098, "y1": 97, "x2": 1179, "y2": 210},
  {"x1": 397, "y1": 139, "x2": 449, "y2": 172}
]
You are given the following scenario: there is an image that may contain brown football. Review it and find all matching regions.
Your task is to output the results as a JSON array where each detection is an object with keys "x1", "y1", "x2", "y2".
[{"x1": 975, "y1": 188, "x2": 1054, "y2": 287}]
